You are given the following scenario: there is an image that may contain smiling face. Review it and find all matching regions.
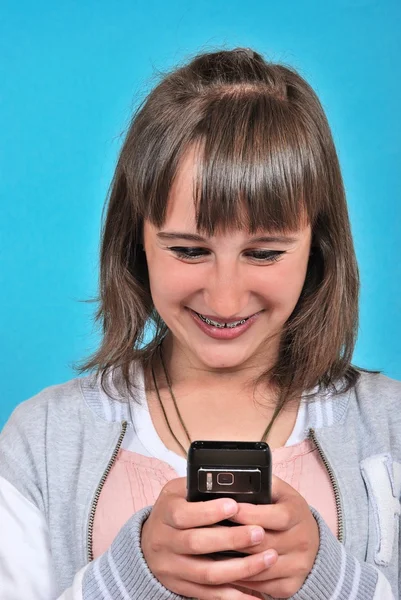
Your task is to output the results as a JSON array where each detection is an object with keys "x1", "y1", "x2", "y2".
[{"x1": 143, "y1": 149, "x2": 312, "y2": 374}]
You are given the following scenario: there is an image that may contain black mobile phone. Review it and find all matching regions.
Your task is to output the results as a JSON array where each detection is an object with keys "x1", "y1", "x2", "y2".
[{"x1": 186, "y1": 440, "x2": 272, "y2": 558}]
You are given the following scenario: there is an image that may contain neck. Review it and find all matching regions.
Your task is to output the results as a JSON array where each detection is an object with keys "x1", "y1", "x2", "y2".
[
  {"x1": 156, "y1": 333, "x2": 279, "y2": 401},
  {"x1": 145, "y1": 337, "x2": 299, "y2": 452}
]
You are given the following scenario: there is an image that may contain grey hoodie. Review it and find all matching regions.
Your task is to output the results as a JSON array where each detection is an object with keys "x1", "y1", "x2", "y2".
[{"x1": 0, "y1": 368, "x2": 400, "y2": 599}]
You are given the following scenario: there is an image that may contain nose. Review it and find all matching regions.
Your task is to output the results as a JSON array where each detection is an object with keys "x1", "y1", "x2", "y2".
[{"x1": 203, "y1": 262, "x2": 249, "y2": 319}]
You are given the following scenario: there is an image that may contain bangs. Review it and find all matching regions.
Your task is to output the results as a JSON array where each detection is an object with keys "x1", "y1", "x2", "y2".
[
  {"x1": 192, "y1": 92, "x2": 322, "y2": 235},
  {"x1": 141, "y1": 89, "x2": 326, "y2": 234}
]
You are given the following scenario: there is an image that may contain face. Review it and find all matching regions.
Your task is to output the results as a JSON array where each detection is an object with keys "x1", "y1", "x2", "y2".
[{"x1": 143, "y1": 149, "x2": 312, "y2": 373}]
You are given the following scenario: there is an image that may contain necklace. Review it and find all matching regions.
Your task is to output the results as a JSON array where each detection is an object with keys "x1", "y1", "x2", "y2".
[{"x1": 150, "y1": 342, "x2": 285, "y2": 457}]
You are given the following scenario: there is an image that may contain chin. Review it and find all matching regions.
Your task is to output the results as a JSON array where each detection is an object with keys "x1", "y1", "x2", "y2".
[{"x1": 192, "y1": 343, "x2": 256, "y2": 370}]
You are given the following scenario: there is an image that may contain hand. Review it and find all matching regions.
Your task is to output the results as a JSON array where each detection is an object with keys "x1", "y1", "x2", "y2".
[
  {"x1": 141, "y1": 477, "x2": 278, "y2": 600},
  {"x1": 230, "y1": 475, "x2": 320, "y2": 599}
]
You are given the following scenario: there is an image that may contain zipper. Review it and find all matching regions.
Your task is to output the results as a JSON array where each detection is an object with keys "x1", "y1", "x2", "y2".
[
  {"x1": 86, "y1": 420, "x2": 128, "y2": 562},
  {"x1": 309, "y1": 427, "x2": 344, "y2": 544}
]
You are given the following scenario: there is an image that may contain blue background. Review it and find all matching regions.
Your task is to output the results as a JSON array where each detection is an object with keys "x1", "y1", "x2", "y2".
[{"x1": 1, "y1": 0, "x2": 400, "y2": 428}]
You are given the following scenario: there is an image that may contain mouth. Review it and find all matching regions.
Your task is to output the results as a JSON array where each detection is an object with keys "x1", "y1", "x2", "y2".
[{"x1": 190, "y1": 309, "x2": 258, "y2": 329}]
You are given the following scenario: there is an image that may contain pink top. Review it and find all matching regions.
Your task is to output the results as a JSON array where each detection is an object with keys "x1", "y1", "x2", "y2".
[{"x1": 93, "y1": 439, "x2": 338, "y2": 597}]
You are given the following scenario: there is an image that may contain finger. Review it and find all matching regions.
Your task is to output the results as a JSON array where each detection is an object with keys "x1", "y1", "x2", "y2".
[
  {"x1": 173, "y1": 524, "x2": 266, "y2": 555},
  {"x1": 230, "y1": 578, "x2": 296, "y2": 600},
  {"x1": 230, "y1": 497, "x2": 301, "y2": 531},
  {"x1": 239, "y1": 529, "x2": 291, "y2": 556},
  {"x1": 242, "y1": 519, "x2": 315, "y2": 557},
  {"x1": 164, "y1": 496, "x2": 239, "y2": 530},
  {"x1": 236, "y1": 553, "x2": 308, "y2": 583},
  {"x1": 229, "y1": 475, "x2": 300, "y2": 528},
  {"x1": 173, "y1": 579, "x2": 265, "y2": 600},
  {"x1": 180, "y1": 549, "x2": 277, "y2": 586},
  {"x1": 233, "y1": 576, "x2": 302, "y2": 599}
]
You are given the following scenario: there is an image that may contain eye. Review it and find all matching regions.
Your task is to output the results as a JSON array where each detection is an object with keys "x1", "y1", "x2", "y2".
[
  {"x1": 168, "y1": 246, "x2": 210, "y2": 260},
  {"x1": 245, "y1": 250, "x2": 285, "y2": 263}
]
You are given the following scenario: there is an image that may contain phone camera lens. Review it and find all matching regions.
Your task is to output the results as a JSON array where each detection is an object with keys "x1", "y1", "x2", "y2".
[{"x1": 217, "y1": 472, "x2": 234, "y2": 485}]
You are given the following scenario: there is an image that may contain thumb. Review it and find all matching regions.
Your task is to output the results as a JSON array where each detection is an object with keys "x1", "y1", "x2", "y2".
[
  {"x1": 162, "y1": 476, "x2": 187, "y2": 497},
  {"x1": 271, "y1": 474, "x2": 297, "y2": 503}
]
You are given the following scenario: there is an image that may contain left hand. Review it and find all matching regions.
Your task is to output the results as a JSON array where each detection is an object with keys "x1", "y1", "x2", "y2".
[{"x1": 230, "y1": 475, "x2": 320, "y2": 599}]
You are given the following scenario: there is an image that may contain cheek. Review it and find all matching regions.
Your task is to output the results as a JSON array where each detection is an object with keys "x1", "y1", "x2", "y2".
[
  {"x1": 256, "y1": 259, "x2": 308, "y2": 309},
  {"x1": 147, "y1": 255, "x2": 198, "y2": 307}
]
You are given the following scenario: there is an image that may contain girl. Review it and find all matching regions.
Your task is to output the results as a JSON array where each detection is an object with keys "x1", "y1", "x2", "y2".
[{"x1": 0, "y1": 48, "x2": 400, "y2": 600}]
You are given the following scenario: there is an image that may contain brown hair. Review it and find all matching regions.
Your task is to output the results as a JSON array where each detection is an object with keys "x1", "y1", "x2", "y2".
[{"x1": 76, "y1": 47, "x2": 360, "y2": 400}]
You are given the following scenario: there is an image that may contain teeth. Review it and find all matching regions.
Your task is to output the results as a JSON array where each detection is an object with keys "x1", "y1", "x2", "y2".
[
  {"x1": 197, "y1": 313, "x2": 248, "y2": 328},
  {"x1": 226, "y1": 319, "x2": 247, "y2": 328}
]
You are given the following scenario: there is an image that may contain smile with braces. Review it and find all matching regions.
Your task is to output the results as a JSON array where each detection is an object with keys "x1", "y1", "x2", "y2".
[{"x1": 196, "y1": 312, "x2": 250, "y2": 329}]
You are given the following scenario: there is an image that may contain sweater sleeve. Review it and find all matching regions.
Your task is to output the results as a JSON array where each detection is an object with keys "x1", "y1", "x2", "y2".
[
  {"x1": 0, "y1": 473, "x2": 185, "y2": 600},
  {"x1": 289, "y1": 508, "x2": 395, "y2": 600},
  {"x1": 81, "y1": 507, "x2": 185, "y2": 599}
]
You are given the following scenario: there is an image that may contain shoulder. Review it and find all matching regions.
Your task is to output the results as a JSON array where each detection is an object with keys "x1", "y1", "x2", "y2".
[
  {"x1": 0, "y1": 374, "x2": 121, "y2": 511},
  {"x1": 0, "y1": 375, "x2": 105, "y2": 468},
  {"x1": 2, "y1": 375, "x2": 94, "y2": 439},
  {"x1": 0, "y1": 361, "x2": 145, "y2": 444},
  {"x1": 314, "y1": 371, "x2": 401, "y2": 437},
  {"x1": 353, "y1": 370, "x2": 401, "y2": 410},
  {"x1": 349, "y1": 370, "x2": 401, "y2": 446}
]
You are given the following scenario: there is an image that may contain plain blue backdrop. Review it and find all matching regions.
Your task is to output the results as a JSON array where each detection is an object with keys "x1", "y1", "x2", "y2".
[{"x1": 1, "y1": 0, "x2": 400, "y2": 428}]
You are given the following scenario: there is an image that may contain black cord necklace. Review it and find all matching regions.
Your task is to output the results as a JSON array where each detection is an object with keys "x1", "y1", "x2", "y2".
[{"x1": 150, "y1": 341, "x2": 285, "y2": 457}]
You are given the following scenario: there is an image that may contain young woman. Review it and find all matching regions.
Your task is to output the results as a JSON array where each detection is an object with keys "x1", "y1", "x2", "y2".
[{"x1": 0, "y1": 48, "x2": 400, "y2": 600}]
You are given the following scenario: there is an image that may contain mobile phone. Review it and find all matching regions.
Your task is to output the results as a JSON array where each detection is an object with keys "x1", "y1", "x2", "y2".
[{"x1": 186, "y1": 440, "x2": 272, "y2": 558}]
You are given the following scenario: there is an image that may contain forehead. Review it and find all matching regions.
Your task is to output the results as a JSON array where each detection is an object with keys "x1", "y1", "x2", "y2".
[{"x1": 164, "y1": 148, "x2": 199, "y2": 229}]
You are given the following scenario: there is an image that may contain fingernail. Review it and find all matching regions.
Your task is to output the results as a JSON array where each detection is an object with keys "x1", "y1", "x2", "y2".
[
  {"x1": 250, "y1": 527, "x2": 264, "y2": 543},
  {"x1": 223, "y1": 500, "x2": 237, "y2": 515},
  {"x1": 263, "y1": 550, "x2": 277, "y2": 566}
]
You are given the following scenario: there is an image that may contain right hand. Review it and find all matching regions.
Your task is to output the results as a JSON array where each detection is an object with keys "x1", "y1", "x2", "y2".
[{"x1": 141, "y1": 477, "x2": 278, "y2": 600}]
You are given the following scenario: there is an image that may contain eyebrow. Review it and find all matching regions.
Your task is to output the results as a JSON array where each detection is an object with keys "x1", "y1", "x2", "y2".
[{"x1": 156, "y1": 231, "x2": 299, "y2": 244}]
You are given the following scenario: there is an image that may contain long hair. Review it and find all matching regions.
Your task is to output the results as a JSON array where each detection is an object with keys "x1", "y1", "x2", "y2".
[{"x1": 76, "y1": 48, "x2": 360, "y2": 401}]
